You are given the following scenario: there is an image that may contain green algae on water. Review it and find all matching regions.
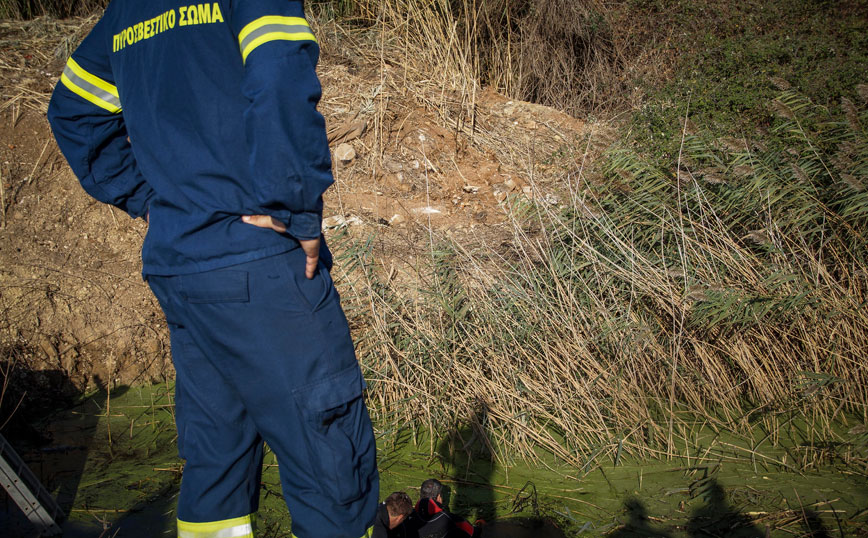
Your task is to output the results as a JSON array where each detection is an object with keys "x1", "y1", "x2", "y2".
[{"x1": 12, "y1": 385, "x2": 868, "y2": 537}]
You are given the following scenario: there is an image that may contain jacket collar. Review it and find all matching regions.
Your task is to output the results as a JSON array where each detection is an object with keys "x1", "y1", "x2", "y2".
[{"x1": 415, "y1": 497, "x2": 445, "y2": 519}]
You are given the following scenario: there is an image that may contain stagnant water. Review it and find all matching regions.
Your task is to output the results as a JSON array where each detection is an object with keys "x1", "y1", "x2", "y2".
[{"x1": 1, "y1": 384, "x2": 866, "y2": 537}]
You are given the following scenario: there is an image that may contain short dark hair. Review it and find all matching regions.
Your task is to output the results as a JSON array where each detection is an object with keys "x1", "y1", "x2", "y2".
[
  {"x1": 420, "y1": 478, "x2": 443, "y2": 500},
  {"x1": 385, "y1": 492, "x2": 413, "y2": 517}
]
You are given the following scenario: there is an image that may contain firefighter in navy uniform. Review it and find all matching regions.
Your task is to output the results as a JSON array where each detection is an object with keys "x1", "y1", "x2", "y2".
[{"x1": 47, "y1": 1, "x2": 379, "y2": 537}]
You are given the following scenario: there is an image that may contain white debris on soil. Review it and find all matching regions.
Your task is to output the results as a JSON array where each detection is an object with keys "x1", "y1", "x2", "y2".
[
  {"x1": 412, "y1": 206, "x2": 442, "y2": 215},
  {"x1": 544, "y1": 193, "x2": 561, "y2": 205},
  {"x1": 322, "y1": 214, "x2": 363, "y2": 230},
  {"x1": 388, "y1": 214, "x2": 405, "y2": 225},
  {"x1": 334, "y1": 143, "x2": 356, "y2": 164}
]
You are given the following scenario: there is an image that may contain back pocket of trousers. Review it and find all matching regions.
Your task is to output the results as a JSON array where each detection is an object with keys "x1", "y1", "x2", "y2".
[
  {"x1": 283, "y1": 255, "x2": 335, "y2": 313},
  {"x1": 293, "y1": 365, "x2": 375, "y2": 505},
  {"x1": 180, "y1": 270, "x2": 249, "y2": 303}
]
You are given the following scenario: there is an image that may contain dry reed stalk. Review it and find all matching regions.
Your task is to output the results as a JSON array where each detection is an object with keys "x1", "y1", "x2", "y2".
[
  {"x1": 307, "y1": 6, "x2": 868, "y2": 472},
  {"x1": 0, "y1": 162, "x2": 5, "y2": 230},
  {"x1": 348, "y1": 163, "x2": 868, "y2": 463},
  {"x1": 26, "y1": 139, "x2": 51, "y2": 184}
]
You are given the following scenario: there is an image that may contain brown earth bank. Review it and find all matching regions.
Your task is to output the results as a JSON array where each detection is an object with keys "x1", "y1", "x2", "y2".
[{"x1": 0, "y1": 18, "x2": 609, "y2": 405}]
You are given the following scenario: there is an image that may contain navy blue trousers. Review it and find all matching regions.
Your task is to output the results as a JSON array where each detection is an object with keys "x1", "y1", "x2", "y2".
[{"x1": 147, "y1": 248, "x2": 379, "y2": 538}]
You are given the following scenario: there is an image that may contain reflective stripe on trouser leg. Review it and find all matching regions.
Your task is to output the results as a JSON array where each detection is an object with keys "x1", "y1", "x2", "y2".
[{"x1": 178, "y1": 515, "x2": 254, "y2": 538}]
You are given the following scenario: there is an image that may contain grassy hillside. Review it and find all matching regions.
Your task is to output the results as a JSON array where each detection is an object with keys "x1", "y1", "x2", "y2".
[
  {"x1": 5, "y1": 0, "x2": 868, "y2": 487},
  {"x1": 1, "y1": 0, "x2": 867, "y2": 535},
  {"x1": 296, "y1": 0, "x2": 868, "y2": 462}
]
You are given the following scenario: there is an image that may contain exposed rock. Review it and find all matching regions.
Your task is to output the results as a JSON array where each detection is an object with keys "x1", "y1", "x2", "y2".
[
  {"x1": 334, "y1": 143, "x2": 356, "y2": 164},
  {"x1": 37, "y1": 335, "x2": 58, "y2": 362},
  {"x1": 327, "y1": 120, "x2": 367, "y2": 145}
]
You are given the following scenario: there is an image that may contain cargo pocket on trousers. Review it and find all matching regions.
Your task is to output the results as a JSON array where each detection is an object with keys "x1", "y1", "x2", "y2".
[{"x1": 293, "y1": 364, "x2": 373, "y2": 505}]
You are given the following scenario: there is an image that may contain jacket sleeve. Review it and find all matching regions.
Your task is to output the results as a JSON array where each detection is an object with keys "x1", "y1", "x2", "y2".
[
  {"x1": 226, "y1": 0, "x2": 332, "y2": 240},
  {"x1": 47, "y1": 18, "x2": 154, "y2": 220}
]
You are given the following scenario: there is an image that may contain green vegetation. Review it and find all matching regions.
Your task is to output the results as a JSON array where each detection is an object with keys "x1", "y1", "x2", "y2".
[
  {"x1": 19, "y1": 384, "x2": 180, "y2": 536},
  {"x1": 629, "y1": 0, "x2": 868, "y2": 160},
  {"x1": 27, "y1": 386, "x2": 868, "y2": 536},
  {"x1": 337, "y1": 84, "x2": 868, "y2": 467},
  {"x1": 315, "y1": 0, "x2": 868, "y2": 534},
  {"x1": 2, "y1": 0, "x2": 867, "y2": 535}
]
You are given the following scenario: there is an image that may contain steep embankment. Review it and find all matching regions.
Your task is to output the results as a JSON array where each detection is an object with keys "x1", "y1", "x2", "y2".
[{"x1": 0, "y1": 15, "x2": 604, "y2": 394}]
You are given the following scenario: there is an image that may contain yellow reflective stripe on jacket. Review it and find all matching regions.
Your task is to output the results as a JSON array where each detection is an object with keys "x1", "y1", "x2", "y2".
[
  {"x1": 60, "y1": 57, "x2": 122, "y2": 113},
  {"x1": 238, "y1": 16, "x2": 316, "y2": 63},
  {"x1": 177, "y1": 515, "x2": 254, "y2": 538}
]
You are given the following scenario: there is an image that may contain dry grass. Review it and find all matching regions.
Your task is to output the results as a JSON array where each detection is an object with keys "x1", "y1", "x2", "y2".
[
  {"x1": 333, "y1": 88, "x2": 868, "y2": 471},
  {"x1": 309, "y1": 0, "x2": 629, "y2": 137},
  {"x1": 4, "y1": 6, "x2": 865, "y2": 475},
  {"x1": 0, "y1": 0, "x2": 104, "y2": 19}
]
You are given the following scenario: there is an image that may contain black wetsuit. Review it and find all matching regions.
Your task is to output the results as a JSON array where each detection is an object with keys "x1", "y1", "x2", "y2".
[
  {"x1": 372, "y1": 502, "x2": 410, "y2": 538},
  {"x1": 412, "y1": 497, "x2": 476, "y2": 538}
]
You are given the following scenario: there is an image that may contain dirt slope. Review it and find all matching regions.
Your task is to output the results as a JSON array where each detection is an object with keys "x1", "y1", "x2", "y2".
[{"x1": 0, "y1": 17, "x2": 602, "y2": 393}]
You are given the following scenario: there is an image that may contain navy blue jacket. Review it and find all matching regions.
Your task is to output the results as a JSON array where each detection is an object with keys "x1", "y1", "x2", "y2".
[{"x1": 48, "y1": 0, "x2": 332, "y2": 275}]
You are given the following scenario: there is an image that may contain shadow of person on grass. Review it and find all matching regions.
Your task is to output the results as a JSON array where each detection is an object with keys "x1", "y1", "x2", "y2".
[
  {"x1": 432, "y1": 401, "x2": 569, "y2": 538},
  {"x1": 436, "y1": 400, "x2": 496, "y2": 522},
  {"x1": 797, "y1": 509, "x2": 831, "y2": 538},
  {"x1": 480, "y1": 516, "x2": 568, "y2": 538},
  {"x1": 0, "y1": 362, "x2": 109, "y2": 536},
  {"x1": 608, "y1": 498, "x2": 673, "y2": 538},
  {"x1": 686, "y1": 479, "x2": 766, "y2": 538},
  {"x1": 58, "y1": 379, "x2": 181, "y2": 537},
  {"x1": 101, "y1": 481, "x2": 180, "y2": 538}
]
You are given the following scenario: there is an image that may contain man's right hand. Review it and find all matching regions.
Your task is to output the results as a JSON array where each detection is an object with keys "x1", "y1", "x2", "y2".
[
  {"x1": 242, "y1": 214, "x2": 320, "y2": 279},
  {"x1": 298, "y1": 237, "x2": 320, "y2": 280}
]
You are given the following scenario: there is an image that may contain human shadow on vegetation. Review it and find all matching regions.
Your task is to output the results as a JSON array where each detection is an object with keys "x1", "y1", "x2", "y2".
[
  {"x1": 433, "y1": 403, "x2": 567, "y2": 538},
  {"x1": 606, "y1": 479, "x2": 778, "y2": 538},
  {"x1": 0, "y1": 361, "x2": 109, "y2": 535},
  {"x1": 480, "y1": 517, "x2": 568, "y2": 538},
  {"x1": 797, "y1": 509, "x2": 831, "y2": 538},
  {"x1": 436, "y1": 401, "x2": 495, "y2": 522},
  {"x1": 686, "y1": 479, "x2": 766, "y2": 538},
  {"x1": 55, "y1": 377, "x2": 123, "y2": 515},
  {"x1": 101, "y1": 481, "x2": 179, "y2": 538},
  {"x1": 58, "y1": 378, "x2": 181, "y2": 537},
  {"x1": 0, "y1": 360, "x2": 180, "y2": 537},
  {"x1": 607, "y1": 498, "x2": 673, "y2": 538}
]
